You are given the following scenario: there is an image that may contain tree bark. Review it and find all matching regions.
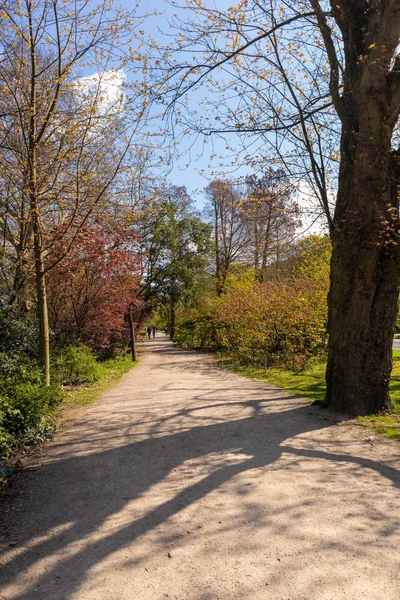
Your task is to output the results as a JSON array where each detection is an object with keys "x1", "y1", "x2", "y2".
[
  {"x1": 321, "y1": 0, "x2": 400, "y2": 415},
  {"x1": 128, "y1": 304, "x2": 137, "y2": 362},
  {"x1": 170, "y1": 302, "x2": 176, "y2": 340},
  {"x1": 326, "y1": 106, "x2": 399, "y2": 415},
  {"x1": 33, "y1": 230, "x2": 51, "y2": 386},
  {"x1": 27, "y1": 3, "x2": 51, "y2": 385}
]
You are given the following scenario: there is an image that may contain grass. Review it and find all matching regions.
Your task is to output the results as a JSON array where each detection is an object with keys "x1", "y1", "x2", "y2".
[
  {"x1": 218, "y1": 352, "x2": 400, "y2": 440},
  {"x1": 63, "y1": 354, "x2": 137, "y2": 407}
]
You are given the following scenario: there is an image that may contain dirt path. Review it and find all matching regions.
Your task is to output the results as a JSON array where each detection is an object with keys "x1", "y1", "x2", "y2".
[{"x1": 1, "y1": 338, "x2": 399, "y2": 600}]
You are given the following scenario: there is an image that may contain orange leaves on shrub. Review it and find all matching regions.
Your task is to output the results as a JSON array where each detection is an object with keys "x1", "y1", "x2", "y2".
[{"x1": 213, "y1": 278, "x2": 327, "y2": 367}]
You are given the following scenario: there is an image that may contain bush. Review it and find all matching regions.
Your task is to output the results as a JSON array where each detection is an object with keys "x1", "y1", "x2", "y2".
[
  {"x1": 175, "y1": 235, "x2": 331, "y2": 369},
  {"x1": 0, "y1": 421, "x2": 14, "y2": 461},
  {"x1": 0, "y1": 353, "x2": 62, "y2": 460},
  {"x1": 0, "y1": 307, "x2": 39, "y2": 356},
  {"x1": 174, "y1": 313, "x2": 221, "y2": 349},
  {"x1": 175, "y1": 279, "x2": 328, "y2": 369},
  {"x1": 54, "y1": 344, "x2": 101, "y2": 386}
]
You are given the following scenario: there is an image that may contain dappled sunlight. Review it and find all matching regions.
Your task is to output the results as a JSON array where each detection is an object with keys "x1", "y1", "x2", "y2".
[{"x1": 1, "y1": 340, "x2": 399, "y2": 599}]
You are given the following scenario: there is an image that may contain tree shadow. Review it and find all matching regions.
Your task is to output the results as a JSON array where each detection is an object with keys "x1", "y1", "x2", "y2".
[{"x1": 1, "y1": 396, "x2": 399, "y2": 599}]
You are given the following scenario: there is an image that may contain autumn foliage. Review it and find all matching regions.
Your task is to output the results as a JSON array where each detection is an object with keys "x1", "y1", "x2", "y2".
[
  {"x1": 175, "y1": 236, "x2": 330, "y2": 368},
  {"x1": 47, "y1": 225, "x2": 143, "y2": 352}
]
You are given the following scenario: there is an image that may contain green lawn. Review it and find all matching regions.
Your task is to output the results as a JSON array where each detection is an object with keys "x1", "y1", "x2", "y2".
[
  {"x1": 63, "y1": 354, "x2": 137, "y2": 407},
  {"x1": 218, "y1": 352, "x2": 400, "y2": 440}
]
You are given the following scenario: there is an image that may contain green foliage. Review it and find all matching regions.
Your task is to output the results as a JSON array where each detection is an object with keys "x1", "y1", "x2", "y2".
[
  {"x1": 141, "y1": 185, "x2": 212, "y2": 311},
  {"x1": 174, "y1": 311, "x2": 221, "y2": 349},
  {"x1": 0, "y1": 352, "x2": 62, "y2": 459},
  {"x1": 0, "y1": 307, "x2": 49, "y2": 458},
  {"x1": 216, "y1": 279, "x2": 328, "y2": 368},
  {"x1": 54, "y1": 345, "x2": 101, "y2": 386},
  {"x1": 291, "y1": 235, "x2": 331, "y2": 282},
  {"x1": 175, "y1": 235, "x2": 330, "y2": 369},
  {"x1": 0, "y1": 307, "x2": 39, "y2": 356},
  {"x1": 64, "y1": 354, "x2": 135, "y2": 407}
]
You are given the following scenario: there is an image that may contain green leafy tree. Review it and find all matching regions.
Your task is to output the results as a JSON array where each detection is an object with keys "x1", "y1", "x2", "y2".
[{"x1": 141, "y1": 185, "x2": 211, "y2": 338}]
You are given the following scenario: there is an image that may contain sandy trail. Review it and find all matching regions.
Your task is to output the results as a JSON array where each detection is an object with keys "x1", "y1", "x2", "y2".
[{"x1": 0, "y1": 337, "x2": 399, "y2": 600}]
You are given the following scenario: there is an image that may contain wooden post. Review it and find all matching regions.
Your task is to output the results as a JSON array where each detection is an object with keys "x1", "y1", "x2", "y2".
[{"x1": 129, "y1": 303, "x2": 137, "y2": 362}]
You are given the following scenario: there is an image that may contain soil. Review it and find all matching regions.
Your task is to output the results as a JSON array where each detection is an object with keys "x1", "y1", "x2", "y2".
[{"x1": 0, "y1": 337, "x2": 399, "y2": 600}]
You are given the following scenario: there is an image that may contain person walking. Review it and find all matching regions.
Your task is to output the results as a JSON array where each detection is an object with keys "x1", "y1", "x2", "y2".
[
  {"x1": 147, "y1": 326, "x2": 152, "y2": 339},
  {"x1": 152, "y1": 326, "x2": 156, "y2": 338}
]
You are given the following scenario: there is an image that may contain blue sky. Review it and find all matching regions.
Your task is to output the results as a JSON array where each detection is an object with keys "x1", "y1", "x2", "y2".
[
  {"x1": 119, "y1": 0, "x2": 250, "y2": 204},
  {"x1": 113, "y1": 0, "x2": 328, "y2": 231}
]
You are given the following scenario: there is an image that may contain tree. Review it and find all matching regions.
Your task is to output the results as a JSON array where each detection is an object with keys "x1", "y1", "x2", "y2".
[
  {"x1": 138, "y1": 0, "x2": 400, "y2": 415},
  {"x1": 244, "y1": 169, "x2": 300, "y2": 281},
  {"x1": 46, "y1": 223, "x2": 143, "y2": 351},
  {"x1": 0, "y1": 0, "x2": 139, "y2": 383},
  {"x1": 140, "y1": 184, "x2": 211, "y2": 338},
  {"x1": 205, "y1": 179, "x2": 247, "y2": 295}
]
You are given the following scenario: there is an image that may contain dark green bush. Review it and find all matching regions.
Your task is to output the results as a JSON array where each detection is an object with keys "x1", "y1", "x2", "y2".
[
  {"x1": 0, "y1": 352, "x2": 62, "y2": 460},
  {"x1": 0, "y1": 306, "x2": 39, "y2": 356},
  {"x1": 54, "y1": 344, "x2": 101, "y2": 386},
  {"x1": 174, "y1": 315, "x2": 221, "y2": 349}
]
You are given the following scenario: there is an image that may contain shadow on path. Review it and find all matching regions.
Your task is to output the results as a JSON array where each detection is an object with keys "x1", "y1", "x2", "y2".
[
  {"x1": 1, "y1": 340, "x2": 399, "y2": 599},
  {"x1": 1, "y1": 395, "x2": 399, "y2": 599}
]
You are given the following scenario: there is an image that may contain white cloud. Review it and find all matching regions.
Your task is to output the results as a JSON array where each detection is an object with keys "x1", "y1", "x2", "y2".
[
  {"x1": 75, "y1": 69, "x2": 126, "y2": 114},
  {"x1": 294, "y1": 180, "x2": 331, "y2": 236}
]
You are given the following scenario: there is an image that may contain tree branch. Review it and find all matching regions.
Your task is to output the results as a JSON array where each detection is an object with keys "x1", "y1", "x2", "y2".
[{"x1": 310, "y1": 0, "x2": 346, "y2": 122}]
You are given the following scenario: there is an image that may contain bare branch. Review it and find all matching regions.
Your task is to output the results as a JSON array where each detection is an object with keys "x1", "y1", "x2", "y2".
[{"x1": 309, "y1": 0, "x2": 346, "y2": 122}]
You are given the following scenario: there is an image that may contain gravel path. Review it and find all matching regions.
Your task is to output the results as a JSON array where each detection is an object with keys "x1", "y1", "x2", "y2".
[{"x1": 1, "y1": 337, "x2": 399, "y2": 600}]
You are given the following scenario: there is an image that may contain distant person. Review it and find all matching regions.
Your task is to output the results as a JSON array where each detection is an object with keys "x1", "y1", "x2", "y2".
[
  {"x1": 152, "y1": 326, "x2": 156, "y2": 338},
  {"x1": 147, "y1": 326, "x2": 152, "y2": 339},
  {"x1": 164, "y1": 327, "x2": 168, "y2": 336}
]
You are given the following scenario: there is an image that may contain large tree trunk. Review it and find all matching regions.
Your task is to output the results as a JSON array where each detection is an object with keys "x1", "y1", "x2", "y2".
[
  {"x1": 326, "y1": 103, "x2": 399, "y2": 415},
  {"x1": 326, "y1": 232, "x2": 398, "y2": 415},
  {"x1": 323, "y1": 0, "x2": 400, "y2": 415}
]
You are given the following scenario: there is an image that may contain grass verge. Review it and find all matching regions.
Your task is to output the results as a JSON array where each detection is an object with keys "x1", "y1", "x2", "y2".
[
  {"x1": 218, "y1": 352, "x2": 400, "y2": 440},
  {"x1": 63, "y1": 354, "x2": 137, "y2": 407}
]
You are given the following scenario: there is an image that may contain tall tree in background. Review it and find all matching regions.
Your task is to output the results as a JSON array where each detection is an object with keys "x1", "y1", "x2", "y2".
[
  {"x1": 205, "y1": 180, "x2": 247, "y2": 295},
  {"x1": 139, "y1": 0, "x2": 400, "y2": 415},
  {"x1": 0, "y1": 0, "x2": 139, "y2": 383},
  {"x1": 244, "y1": 170, "x2": 300, "y2": 281},
  {"x1": 140, "y1": 185, "x2": 211, "y2": 338}
]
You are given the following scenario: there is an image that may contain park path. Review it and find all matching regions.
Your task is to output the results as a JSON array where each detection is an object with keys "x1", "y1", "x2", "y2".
[{"x1": 0, "y1": 337, "x2": 399, "y2": 600}]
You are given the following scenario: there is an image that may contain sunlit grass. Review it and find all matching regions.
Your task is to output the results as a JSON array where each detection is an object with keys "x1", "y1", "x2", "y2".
[
  {"x1": 63, "y1": 354, "x2": 137, "y2": 406},
  {"x1": 218, "y1": 352, "x2": 400, "y2": 440}
]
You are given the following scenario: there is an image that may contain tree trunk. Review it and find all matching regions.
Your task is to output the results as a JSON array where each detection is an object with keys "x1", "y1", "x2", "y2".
[
  {"x1": 27, "y1": 10, "x2": 50, "y2": 385},
  {"x1": 30, "y1": 162, "x2": 50, "y2": 385},
  {"x1": 326, "y1": 234, "x2": 398, "y2": 415},
  {"x1": 170, "y1": 303, "x2": 176, "y2": 340},
  {"x1": 215, "y1": 203, "x2": 223, "y2": 296},
  {"x1": 128, "y1": 304, "x2": 137, "y2": 362},
  {"x1": 326, "y1": 106, "x2": 399, "y2": 415},
  {"x1": 34, "y1": 236, "x2": 50, "y2": 386}
]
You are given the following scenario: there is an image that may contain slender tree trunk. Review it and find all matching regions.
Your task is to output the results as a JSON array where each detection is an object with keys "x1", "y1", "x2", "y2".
[
  {"x1": 33, "y1": 224, "x2": 51, "y2": 385},
  {"x1": 10, "y1": 258, "x2": 26, "y2": 308},
  {"x1": 326, "y1": 104, "x2": 399, "y2": 415},
  {"x1": 128, "y1": 304, "x2": 137, "y2": 361},
  {"x1": 170, "y1": 302, "x2": 176, "y2": 340},
  {"x1": 30, "y1": 155, "x2": 51, "y2": 385},
  {"x1": 27, "y1": 4, "x2": 50, "y2": 384},
  {"x1": 215, "y1": 203, "x2": 223, "y2": 295},
  {"x1": 260, "y1": 214, "x2": 272, "y2": 282}
]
